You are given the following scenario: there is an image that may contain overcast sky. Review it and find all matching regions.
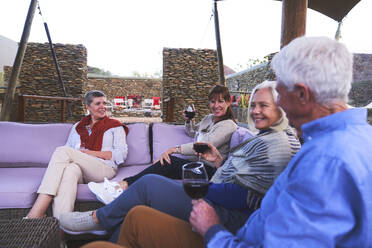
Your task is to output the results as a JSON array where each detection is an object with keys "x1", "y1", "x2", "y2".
[{"x1": 1, "y1": 0, "x2": 371, "y2": 76}]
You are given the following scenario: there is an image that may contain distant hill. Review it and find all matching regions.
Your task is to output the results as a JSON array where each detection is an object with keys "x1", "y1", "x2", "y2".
[{"x1": 0, "y1": 35, "x2": 18, "y2": 72}]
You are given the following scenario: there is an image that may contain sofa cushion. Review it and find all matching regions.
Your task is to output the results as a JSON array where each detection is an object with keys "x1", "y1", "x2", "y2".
[
  {"x1": 0, "y1": 165, "x2": 154, "y2": 207},
  {"x1": 122, "y1": 123, "x2": 151, "y2": 166},
  {"x1": 152, "y1": 123, "x2": 194, "y2": 161},
  {"x1": 0, "y1": 167, "x2": 46, "y2": 208},
  {"x1": 0, "y1": 122, "x2": 72, "y2": 168},
  {"x1": 229, "y1": 126, "x2": 255, "y2": 150}
]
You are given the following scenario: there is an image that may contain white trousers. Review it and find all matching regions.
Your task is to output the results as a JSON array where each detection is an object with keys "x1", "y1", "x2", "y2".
[{"x1": 37, "y1": 146, "x2": 116, "y2": 218}]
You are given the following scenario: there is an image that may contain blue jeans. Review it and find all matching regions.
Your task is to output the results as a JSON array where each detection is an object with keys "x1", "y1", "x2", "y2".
[{"x1": 96, "y1": 174, "x2": 251, "y2": 242}]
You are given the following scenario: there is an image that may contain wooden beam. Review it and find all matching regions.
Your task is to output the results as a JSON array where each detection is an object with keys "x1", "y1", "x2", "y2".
[
  {"x1": 18, "y1": 95, "x2": 25, "y2": 122},
  {"x1": 20, "y1": 94, "x2": 81, "y2": 101},
  {"x1": 165, "y1": 97, "x2": 175, "y2": 123},
  {"x1": 17, "y1": 94, "x2": 81, "y2": 122},
  {"x1": 280, "y1": 0, "x2": 308, "y2": 48},
  {"x1": 61, "y1": 100, "x2": 66, "y2": 123}
]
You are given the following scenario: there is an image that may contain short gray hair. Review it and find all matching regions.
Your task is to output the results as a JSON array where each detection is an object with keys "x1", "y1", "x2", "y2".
[
  {"x1": 84, "y1": 90, "x2": 106, "y2": 106},
  {"x1": 271, "y1": 36, "x2": 353, "y2": 105}
]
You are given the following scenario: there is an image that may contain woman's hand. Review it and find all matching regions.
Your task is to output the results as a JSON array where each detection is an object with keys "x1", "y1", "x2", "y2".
[
  {"x1": 190, "y1": 199, "x2": 220, "y2": 236},
  {"x1": 196, "y1": 143, "x2": 224, "y2": 168},
  {"x1": 153, "y1": 147, "x2": 177, "y2": 166}
]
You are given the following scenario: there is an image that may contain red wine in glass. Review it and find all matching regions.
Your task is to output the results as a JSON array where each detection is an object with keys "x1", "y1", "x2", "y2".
[
  {"x1": 185, "y1": 104, "x2": 195, "y2": 119},
  {"x1": 183, "y1": 180, "x2": 209, "y2": 199},
  {"x1": 193, "y1": 143, "x2": 210, "y2": 154},
  {"x1": 182, "y1": 162, "x2": 209, "y2": 200},
  {"x1": 185, "y1": 111, "x2": 195, "y2": 119}
]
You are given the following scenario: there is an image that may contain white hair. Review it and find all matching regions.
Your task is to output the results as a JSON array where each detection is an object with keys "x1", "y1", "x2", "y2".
[
  {"x1": 247, "y1": 80, "x2": 286, "y2": 132},
  {"x1": 271, "y1": 36, "x2": 353, "y2": 105}
]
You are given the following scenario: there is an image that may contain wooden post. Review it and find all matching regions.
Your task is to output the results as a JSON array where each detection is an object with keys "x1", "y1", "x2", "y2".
[
  {"x1": 0, "y1": 0, "x2": 38, "y2": 121},
  {"x1": 61, "y1": 100, "x2": 66, "y2": 123},
  {"x1": 280, "y1": 0, "x2": 308, "y2": 48},
  {"x1": 18, "y1": 95, "x2": 25, "y2": 122},
  {"x1": 213, "y1": 0, "x2": 226, "y2": 85},
  {"x1": 166, "y1": 97, "x2": 175, "y2": 123}
]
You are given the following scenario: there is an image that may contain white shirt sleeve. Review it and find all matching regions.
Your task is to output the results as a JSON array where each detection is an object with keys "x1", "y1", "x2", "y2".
[
  {"x1": 101, "y1": 126, "x2": 128, "y2": 166},
  {"x1": 65, "y1": 123, "x2": 80, "y2": 149}
]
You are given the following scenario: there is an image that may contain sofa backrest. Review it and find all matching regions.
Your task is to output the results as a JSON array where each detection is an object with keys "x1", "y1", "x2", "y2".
[
  {"x1": 230, "y1": 126, "x2": 255, "y2": 150},
  {"x1": 123, "y1": 122, "x2": 151, "y2": 166},
  {"x1": 0, "y1": 121, "x2": 152, "y2": 168},
  {"x1": 152, "y1": 123, "x2": 194, "y2": 161},
  {"x1": 0, "y1": 122, "x2": 73, "y2": 167}
]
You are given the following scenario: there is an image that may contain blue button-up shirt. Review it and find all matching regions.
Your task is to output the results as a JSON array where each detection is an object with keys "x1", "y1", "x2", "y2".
[{"x1": 205, "y1": 108, "x2": 372, "y2": 247}]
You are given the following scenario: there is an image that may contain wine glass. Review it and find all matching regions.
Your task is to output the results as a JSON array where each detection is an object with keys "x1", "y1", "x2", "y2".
[
  {"x1": 184, "y1": 104, "x2": 195, "y2": 120},
  {"x1": 193, "y1": 131, "x2": 209, "y2": 161},
  {"x1": 182, "y1": 161, "x2": 209, "y2": 232},
  {"x1": 182, "y1": 162, "x2": 209, "y2": 200}
]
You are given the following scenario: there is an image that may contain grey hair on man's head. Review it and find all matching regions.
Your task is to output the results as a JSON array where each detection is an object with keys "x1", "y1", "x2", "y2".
[
  {"x1": 84, "y1": 90, "x2": 106, "y2": 106},
  {"x1": 271, "y1": 36, "x2": 353, "y2": 105}
]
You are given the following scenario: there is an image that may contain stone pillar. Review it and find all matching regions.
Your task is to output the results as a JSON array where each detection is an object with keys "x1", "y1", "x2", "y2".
[
  {"x1": 162, "y1": 48, "x2": 219, "y2": 123},
  {"x1": 4, "y1": 42, "x2": 87, "y2": 123}
]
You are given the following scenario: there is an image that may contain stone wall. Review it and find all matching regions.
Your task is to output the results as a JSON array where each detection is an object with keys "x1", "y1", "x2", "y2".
[
  {"x1": 349, "y1": 81, "x2": 372, "y2": 107},
  {"x1": 226, "y1": 62, "x2": 275, "y2": 94},
  {"x1": 3, "y1": 42, "x2": 87, "y2": 123},
  {"x1": 350, "y1": 54, "x2": 372, "y2": 110},
  {"x1": 162, "y1": 48, "x2": 219, "y2": 123},
  {"x1": 353, "y1": 53, "x2": 372, "y2": 82},
  {"x1": 85, "y1": 76, "x2": 161, "y2": 102}
]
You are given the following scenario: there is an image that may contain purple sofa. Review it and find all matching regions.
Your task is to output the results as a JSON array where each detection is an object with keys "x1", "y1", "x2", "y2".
[{"x1": 0, "y1": 121, "x2": 253, "y2": 219}]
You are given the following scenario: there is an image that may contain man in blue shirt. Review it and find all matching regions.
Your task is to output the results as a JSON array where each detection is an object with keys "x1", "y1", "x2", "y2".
[{"x1": 190, "y1": 36, "x2": 372, "y2": 247}]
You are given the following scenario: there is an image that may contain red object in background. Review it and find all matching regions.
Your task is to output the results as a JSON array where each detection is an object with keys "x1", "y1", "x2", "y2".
[
  {"x1": 230, "y1": 95, "x2": 236, "y2": 103},
  {"x1": 114, "y1": 96, "x2": 125, "y2": 105},
  {"x1": 152, "y1": 97, "x2": 160, "y2": 106},
  {"x1": 127, "y1": 95, "x2": 142, "y2": 108}
]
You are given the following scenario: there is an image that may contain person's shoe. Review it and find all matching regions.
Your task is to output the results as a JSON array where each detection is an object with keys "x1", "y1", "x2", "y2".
[
  {"x1": 88, "y1": 181, "x2": 114, "y2": 205},
  {"x1": 59, "y1": 211, "x2": 106, "y2": 235},
  {"x1": 88, "y1": 178, "x2": 123, "y2": 205},
  {"x1": 103, "y1": 177, "x2": 124, "y2": 198}
]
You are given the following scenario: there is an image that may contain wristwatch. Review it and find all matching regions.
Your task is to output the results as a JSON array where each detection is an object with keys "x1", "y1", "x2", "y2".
[{"x1": 175, "y1": 146, "x2": 181, "y2": 154}]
